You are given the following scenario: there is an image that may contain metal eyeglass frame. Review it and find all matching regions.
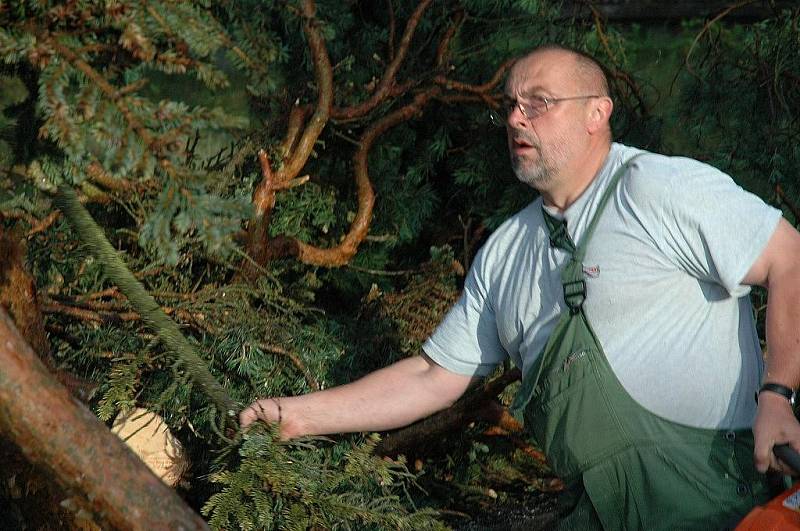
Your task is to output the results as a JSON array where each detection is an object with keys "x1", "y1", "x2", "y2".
[{"x1": 489, "y1": 95, "x2": 600, "y2": 127}]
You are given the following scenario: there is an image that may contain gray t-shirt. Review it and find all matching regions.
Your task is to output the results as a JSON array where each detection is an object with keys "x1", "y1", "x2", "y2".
[{"x1": 423, "y1": 143, "x2": 782, "y2": 429}]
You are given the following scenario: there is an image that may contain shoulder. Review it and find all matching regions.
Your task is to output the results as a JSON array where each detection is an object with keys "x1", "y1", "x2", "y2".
[{"x1": 617, "y1": 144, "x2": 738, "y2": 209}]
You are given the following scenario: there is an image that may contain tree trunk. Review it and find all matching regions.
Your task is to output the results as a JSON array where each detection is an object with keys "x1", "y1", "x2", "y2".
[{"x1": 0, "y1": 308, "x2": 208, "y2": 530}]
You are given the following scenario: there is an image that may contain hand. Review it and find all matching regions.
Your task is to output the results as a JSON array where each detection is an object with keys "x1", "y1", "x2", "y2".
[
  {"x1": 239, "y1": 397, "x2": 281, "y2": 430},
  {"x1": 753, "y1": 391, "x2": 800, "y2": 474}
]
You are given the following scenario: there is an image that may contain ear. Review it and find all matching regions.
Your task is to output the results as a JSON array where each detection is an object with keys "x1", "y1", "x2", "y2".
[{"x1": 586, "y1": 96, "x2": 613, "y2": 134}]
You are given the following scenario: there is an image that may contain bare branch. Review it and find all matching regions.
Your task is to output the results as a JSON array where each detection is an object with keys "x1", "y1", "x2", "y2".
[
  {"x1": 435, "y1": 9, "x2": 465, "y2": 69},
  {"x1": 279, "y1": 0, "x2": 334, "y2": 182},
  {"x1": 266, "y1": 87, "x2": 441, "y2": 266},
  {"x1": 331, "y1": 0, "x2": 434, "y2": 120},
  {"x1": 434, "y1": 57, "x2": 516, "y2": 94},
  {"x1": 279, "y1": 104, "x2": 310, "y2": 164}
]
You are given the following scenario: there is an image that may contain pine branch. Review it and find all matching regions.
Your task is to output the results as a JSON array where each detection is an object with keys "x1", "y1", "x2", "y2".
[{"x1": 53, "y1": 186, "x2": 238, "y2": 421}]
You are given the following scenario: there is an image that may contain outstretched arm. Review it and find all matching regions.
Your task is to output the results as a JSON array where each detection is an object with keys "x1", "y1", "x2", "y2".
[
  {"x1": 743, "y1": 217, "x2": 800, "y2": 473},
  {"x1": 239, "y1": 354, "x2": 476, "y2": 439}
]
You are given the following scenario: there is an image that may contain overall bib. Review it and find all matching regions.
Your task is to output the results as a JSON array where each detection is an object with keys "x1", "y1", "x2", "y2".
[{"x1": 509, "y1": 158, "x2": 771, "y2": 530}]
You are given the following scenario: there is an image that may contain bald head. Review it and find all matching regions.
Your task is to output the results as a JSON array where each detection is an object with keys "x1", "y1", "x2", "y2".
[
  {"x1": 514, "y1": 45, "x2": 610, "y2": 99},
  {"x1": 502, "y1": 44, "x2": 615, "y2": 207}
]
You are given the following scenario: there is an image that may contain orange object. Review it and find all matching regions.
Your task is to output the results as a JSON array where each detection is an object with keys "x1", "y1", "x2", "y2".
[{"x1": 736, "y1": 483, "x2": 800, "y2": 530}]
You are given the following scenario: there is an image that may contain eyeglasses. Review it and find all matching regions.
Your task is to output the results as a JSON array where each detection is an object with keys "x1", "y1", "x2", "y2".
[{"x1": 489, "y1": 95, "x2": 600, "y2": 127}]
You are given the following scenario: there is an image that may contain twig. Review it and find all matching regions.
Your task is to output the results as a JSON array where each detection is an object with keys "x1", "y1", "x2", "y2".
[
  {"x1": 26, "y1": 211, "x2": 61, "y2": 238},
  {"x1": 346, "y1": 265, "x2": 416, "y2": 276},
  {"x1": 435, "y1": 9, "x2": 464, "y2": 69},
  {"x1": 259, "y1": 343, "x2": 320, "y2": 391},
  {"x1": 386, "y1": 0, "x2": 396, "y2": 61},
  {"x1": 433, "y1": 58, "x2": 516, "y2": 94},
  {"x1": 684, "y1": 0, "x2": 759, "y2": 80}
]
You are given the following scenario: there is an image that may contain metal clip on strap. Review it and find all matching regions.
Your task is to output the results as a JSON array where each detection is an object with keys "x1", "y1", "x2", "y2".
[{"x1": 563, "y1": 279, "x2": 586, "y2": 312}]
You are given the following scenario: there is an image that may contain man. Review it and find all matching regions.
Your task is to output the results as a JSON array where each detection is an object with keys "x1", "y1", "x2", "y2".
[{"x1": 241, "y1": 45, "x2": 800, "y2": 529}]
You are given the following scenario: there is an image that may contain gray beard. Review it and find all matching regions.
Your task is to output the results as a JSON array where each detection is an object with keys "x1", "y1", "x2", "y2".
[{"x1": 511, "y1": 153, "x2": 554, "y2": 188}]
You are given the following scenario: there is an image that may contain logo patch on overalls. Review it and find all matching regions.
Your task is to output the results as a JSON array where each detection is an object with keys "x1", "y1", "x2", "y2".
[
  {"x1": 562, "y1": 350, "x2": 589, "y2": 372},
  {"x1": 582, "y1": 264, "x2": 600, "y2": 278}
]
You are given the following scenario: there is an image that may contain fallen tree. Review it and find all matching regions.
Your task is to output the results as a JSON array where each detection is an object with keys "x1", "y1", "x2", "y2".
[{"x1": 0, "y1": 307, "x2": 208, "y2": 530}]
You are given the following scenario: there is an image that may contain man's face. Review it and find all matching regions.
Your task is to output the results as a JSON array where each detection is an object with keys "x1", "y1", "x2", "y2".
[{"x1": 504, "y1": 52, "x2": 588, "y2": 190}]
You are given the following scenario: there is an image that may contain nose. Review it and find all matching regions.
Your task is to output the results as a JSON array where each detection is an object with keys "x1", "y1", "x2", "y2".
[{"x1": 507, "y1": 103, "x2": 528, "y2": 129}]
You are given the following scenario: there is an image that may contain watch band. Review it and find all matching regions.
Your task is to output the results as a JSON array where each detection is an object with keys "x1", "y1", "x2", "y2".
[{"x1": 758, "y1": 383, "x2": 796, "y2": 403}]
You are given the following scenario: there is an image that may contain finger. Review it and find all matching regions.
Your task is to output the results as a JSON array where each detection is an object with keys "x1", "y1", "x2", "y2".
[
  {"x1": 754, "y1": 440, "x2": 774, "y2": 474},
  {"x1": 239, "y1": 401, "x2": 266, "y2": 428},
  {"x1": 239, "y1": 405, "x2": 256, "y2": 428}
]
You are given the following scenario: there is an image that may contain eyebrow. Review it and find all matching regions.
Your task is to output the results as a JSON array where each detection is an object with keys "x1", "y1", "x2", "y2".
[{"x1": 504, "y1": 86, "x2": 552, "y2": 99}]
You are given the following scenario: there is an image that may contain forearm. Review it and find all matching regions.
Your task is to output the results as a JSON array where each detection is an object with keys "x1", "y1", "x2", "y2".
[
  {"x1": 241, "y1": 354, "x2": 476, "y2": 438},
  {"x1": 762, "y1": 266, "x2": 800, "y2": 389},
  {"x1": 748, "y1": 218, "x2": 800, "y2": 472}
]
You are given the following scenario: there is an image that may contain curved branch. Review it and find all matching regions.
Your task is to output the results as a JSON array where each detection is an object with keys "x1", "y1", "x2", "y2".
[
  {"x1": 433, "y1": 57, "x2": 516, "y2": 94},
  {"x1": 279, "y1": 0, "x2": 334, "y2": 182},
  {"x1": 267, "y1": 87, "x2": 441, "y2": 266},
  {"x1": 435, "y1": 9, "x2": 465, "y2": 69},
  {"x1": 331, "y1": 0, "x2": 433, "y2": 120},
  {"x1": 279, "y1": 104, "x2": 310, "y2": 164},
  {"x1": 683, "y1": 0, "x2": 759, "y2": 80}
]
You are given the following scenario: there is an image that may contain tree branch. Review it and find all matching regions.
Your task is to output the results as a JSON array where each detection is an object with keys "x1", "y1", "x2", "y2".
[
  {"x1": 266, "y1": 87, "x2": 441, "y2": 266},
  {"x1": 433, "y1": 58, "x2": 516, "y2": 94},
  {"x1": 435, "y1": 9, "x2": 465, "y2": 69},
  {"x1": 279, "y1": 104, "x2": 310, "y2": 164},
  {"x1": 279, "y1": 0, "x2": 334, "y2": 183},
  {"x1": 386, "y1": 0, "x2": 396, "y2": 61},
  {"x1": 331, "y1": 0, "x2": 434, "y2": 120}
]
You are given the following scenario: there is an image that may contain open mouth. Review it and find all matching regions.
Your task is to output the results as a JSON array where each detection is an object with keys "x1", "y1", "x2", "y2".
[{"x1": 512, "y1": 137, "x2": 537, "y2": 153}]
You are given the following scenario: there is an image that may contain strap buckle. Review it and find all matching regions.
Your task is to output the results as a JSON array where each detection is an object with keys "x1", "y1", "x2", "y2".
[{"x1": 563, "y1": 279, "x2": 586, "y2": 312}]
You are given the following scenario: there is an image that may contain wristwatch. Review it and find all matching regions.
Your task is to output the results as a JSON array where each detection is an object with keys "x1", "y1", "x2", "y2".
[{"x1": 757, "y1": 383, "x2": 796, "y2": 405}]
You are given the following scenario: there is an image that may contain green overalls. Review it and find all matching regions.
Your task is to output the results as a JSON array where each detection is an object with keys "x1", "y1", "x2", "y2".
[{"x1": 509, "y1": 158, "x2": 771, "y2": 530}]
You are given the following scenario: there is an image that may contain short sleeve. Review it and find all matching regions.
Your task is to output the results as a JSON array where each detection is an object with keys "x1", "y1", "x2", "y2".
[
  {"x1": 628, "y1": 156, "x2": 782, "y2": 296},
  {"x1": 422, "y1": 246, "x2": 507, "y2": 377}
]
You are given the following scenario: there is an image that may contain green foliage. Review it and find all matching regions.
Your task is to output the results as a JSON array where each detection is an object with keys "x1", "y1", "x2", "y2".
[
  {"x1": 140, "y1": 179, "x2": 252, "y2": 265},
  {"x1": 0, "y1": 74, "x2": 28, "y2": 166},
  {"x1": 204, "y1": 430, "x2": 446, "y2": 531}
]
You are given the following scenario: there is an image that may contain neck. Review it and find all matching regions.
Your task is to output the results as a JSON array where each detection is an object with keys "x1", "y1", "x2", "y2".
[{"x1": 540, "y1": 141, "x2": 612, "y2": 212}]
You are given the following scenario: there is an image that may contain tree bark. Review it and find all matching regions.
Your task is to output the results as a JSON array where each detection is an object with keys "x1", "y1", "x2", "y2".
[{"x1": 0, "y1": 308, "x2": 209, "y2": 530}]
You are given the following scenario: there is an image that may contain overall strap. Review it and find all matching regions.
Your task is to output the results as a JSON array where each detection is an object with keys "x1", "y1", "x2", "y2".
[{"x1": 561, "y1": 154, "x2": 644, "y2": 312}]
